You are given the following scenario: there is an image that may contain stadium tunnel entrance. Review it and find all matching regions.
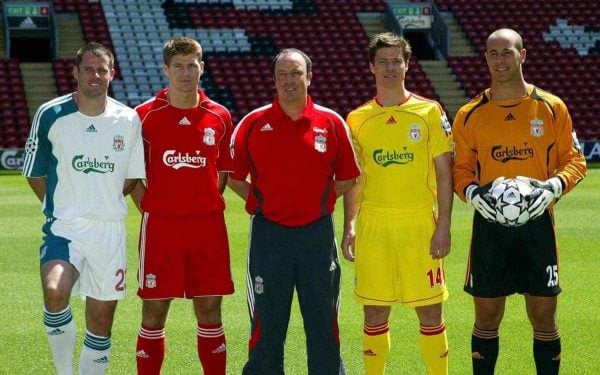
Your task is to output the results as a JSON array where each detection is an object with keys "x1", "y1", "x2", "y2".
[
  {"x1": 10, "y1": 37, "x2": 53, "y2": 62},
  {"x1": 404, "y1": 31, "x2": 436, "y2": 60}
]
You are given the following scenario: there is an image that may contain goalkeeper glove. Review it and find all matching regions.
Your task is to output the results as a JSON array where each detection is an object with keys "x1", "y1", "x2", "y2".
[
  {"x1": 465, "y1": 177, "x2": 504, "y2": 222},
  {"x1": 517, "y1": 176, "x2": 563, "y2": 219}
]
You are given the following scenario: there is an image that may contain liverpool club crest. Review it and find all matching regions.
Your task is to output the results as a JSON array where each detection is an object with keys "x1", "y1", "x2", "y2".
[
  {"x1": 530, "y1": 119, "x2": 544, "y2": 137},
  {"x1": 113, "y1": 135, "x2": 125, "y2": 151}
]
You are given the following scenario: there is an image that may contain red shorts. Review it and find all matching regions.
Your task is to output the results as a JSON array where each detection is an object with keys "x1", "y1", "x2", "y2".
[{"x1": 137, "y1": 212, "x2": 234, "y2": 299}]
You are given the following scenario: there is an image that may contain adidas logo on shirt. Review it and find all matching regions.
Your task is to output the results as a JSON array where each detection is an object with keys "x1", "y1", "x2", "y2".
[
  {"x1": 504, "y1": 113, "x2": 516, "y2": 121},
  {"x1": 178, "y1": 117, "x2": 191, "y2": 126},
  {"x1": 211, "y1": 343, "x2": 227, "y2": 354},
  {"x1": 136, "y1": 350, "x2": 150, "y2": 359},
  {"x1": 386, "y1": 116, "x2": 397, "y2": 125},
  {"x1": 260, "y1": 123, "x2": 273, "y2": 132},
  {"x1": 86, "y1": 124, "x2": 97, "y2": 132}
]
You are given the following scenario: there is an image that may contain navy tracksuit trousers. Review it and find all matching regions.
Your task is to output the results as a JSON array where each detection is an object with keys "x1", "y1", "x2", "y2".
[{"x1": 242, "y1": 214, "x2": 345, "y2": 375}]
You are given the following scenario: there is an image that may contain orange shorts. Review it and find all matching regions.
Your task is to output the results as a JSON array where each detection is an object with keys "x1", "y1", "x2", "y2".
[{"x1": 137, "y1": 212, "x2": 234, "y2": 299}]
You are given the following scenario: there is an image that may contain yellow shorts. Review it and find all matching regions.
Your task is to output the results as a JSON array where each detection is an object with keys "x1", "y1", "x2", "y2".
[{"x1": 354, "y1": 208, "x2": 448, "y2": 308}]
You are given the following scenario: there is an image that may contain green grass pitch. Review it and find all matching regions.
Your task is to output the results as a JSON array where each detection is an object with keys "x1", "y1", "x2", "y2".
[{"x1": 1, "y1": 169, "x2": 598, "y2": 374}]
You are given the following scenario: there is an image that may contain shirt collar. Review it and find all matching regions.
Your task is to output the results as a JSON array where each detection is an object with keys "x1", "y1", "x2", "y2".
[
  {"x1": 271, "y1": 95, "x2": 315, "y2": 122},
  {"x1": 155, "y1": 88, "x2": 208, "y2": 106},
  {"x1": 373, "y1": 92, "x2": 412, "y2": 108}
]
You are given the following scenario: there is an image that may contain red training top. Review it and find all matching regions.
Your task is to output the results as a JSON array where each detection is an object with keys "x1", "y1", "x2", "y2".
[
  {"x1": 136, "y1": 88, "x2": 233, "y2": 215},
  {"x1": 230, "y1": 96, "x2": 360, "y2": 227}
]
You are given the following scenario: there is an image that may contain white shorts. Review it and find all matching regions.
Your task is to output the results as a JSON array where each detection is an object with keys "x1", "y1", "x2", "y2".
[{"x1": 41, "y1": 217, "x2": 127, "y2": 301}]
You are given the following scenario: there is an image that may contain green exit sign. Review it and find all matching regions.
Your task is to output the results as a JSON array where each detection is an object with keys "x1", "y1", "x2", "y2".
[
  {"x1": 4, "y1": 2, "x2": 51, "y2": 30},
  {"x1": 393, "y1": 6, "x2": 426, "y2": 16},
  {"x1": 6, "y1": 4, "x2": 48, "y2": 17}
]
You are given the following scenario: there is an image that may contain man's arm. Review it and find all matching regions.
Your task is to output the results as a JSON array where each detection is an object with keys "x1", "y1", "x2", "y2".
[
  {"x1": 227, "y1": 175, "x2": 250, "y2": 201},
  {"x1": 218, "y1": 172, "x2": 228, "y2": 194},
  {"x1": 123, "y1": 178, "x2": 139, "y2": 196},
  {"x1": 341, "y1": 176, "x2": 360, "y2": 262},
  {"x1": 431, "y1": 152, "x2": 453, "y2": 259},
  {"x1": 334, "y1": 177, "x2": 356, "y2": 197},
  {"x1": 26, "y1": 177, "x2": 47, "y2": 203},
  {"x1": 128, "y1": 180, "x2": 146, "y2": 213}
]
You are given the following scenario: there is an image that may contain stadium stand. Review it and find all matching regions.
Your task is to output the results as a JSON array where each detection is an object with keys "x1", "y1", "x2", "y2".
[
  {"x1": 0, "y1": 58, "x2": 29, "y2": 148},
  {"x1": 442, "y1": 0, "x2": 600, "y2": 139},
  {"x1": 1, "y1": 0, "x2": 599, "y2": 149},
  {"x1": 180, "y1": 0, "x2": 439, "y2": 121}
]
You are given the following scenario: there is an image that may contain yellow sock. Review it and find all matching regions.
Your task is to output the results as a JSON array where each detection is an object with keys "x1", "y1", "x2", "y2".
[
  {"x1": 363, "y1": 322, "x2": 390, "y2": 375},
  {"x1": 419, "y1": 322, "x2": 448, "y2": 375}
]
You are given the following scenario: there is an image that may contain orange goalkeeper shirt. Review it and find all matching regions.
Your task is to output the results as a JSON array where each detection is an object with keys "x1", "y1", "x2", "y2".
[{"x1": 452, "y1": 85, "x2": 586, "y2": 202}]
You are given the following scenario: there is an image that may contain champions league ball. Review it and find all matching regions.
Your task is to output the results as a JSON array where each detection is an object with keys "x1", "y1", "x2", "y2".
[{"x1": 489, "y1": 178, "x2": 534, "y2": 227}]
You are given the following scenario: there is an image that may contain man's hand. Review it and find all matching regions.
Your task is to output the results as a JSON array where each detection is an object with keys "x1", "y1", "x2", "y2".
[
  {"x1": 341, "y1": 227, "x2": 356, "y2": 262},
  {"x1": 517, "y1": 176, "x2": 563, "y2": 219},
  {"x1": 465, "y1": 177, "x2": 504, "y2": 222},
  {"x1": 516, "y1": 176, "x2": 563, "y2": 198}
]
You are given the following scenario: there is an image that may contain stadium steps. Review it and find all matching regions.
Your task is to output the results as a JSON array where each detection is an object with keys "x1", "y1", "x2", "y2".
[
  {"x1": 357, "y1": 12, "x2": 387, "y2": 38},
  {"x1": 56, "y1": 14, "x2": 85, "y2": 58},
  {"x1": 419, "y1": 60, "x2": 467, "y2": 119},
  {"x1": 20, "y1": 63, "x2": 57, "y2": 119},
  {"x1": 443, "y1": 14, "x2": 477, "y2": 56}
]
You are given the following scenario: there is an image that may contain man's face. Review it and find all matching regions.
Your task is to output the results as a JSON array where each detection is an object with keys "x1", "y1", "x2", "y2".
[
  {"x1": 73, "y1": 52, "x2": 114, "y2": 99},
  {"x1": 370, "y1": 47, "x2": 408, "y2": 89},
  {"x1": 485, "y1": 36, "x2": 526, "y2": 83},
  {"x1": 274, "y1": 52, "x2": 312, "y2": 105},
  {"x1": 164, "y1": 54, "x2": 204, "y2": 94}
]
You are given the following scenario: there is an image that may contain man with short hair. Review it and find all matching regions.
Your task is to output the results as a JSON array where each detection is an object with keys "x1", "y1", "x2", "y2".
[
  {"x1": 343, "y1": 32, "x2": 453, "y2": 375},
  {"x1": 133, "y1": 36, "x2": 234, "y2": 375},
  {"x1": 453, "y1": 28, "x2": 587, "y2": 374},
  {"x1": 229, "y1": 48, "x2": 360, "y2": 375},
  {"x1": 23, "y1": 42, "x2": 145, "y2": 374}
]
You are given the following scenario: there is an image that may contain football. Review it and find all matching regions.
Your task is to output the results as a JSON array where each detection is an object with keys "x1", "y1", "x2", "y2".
[{"x1": 489, "y1": 178, "x2": 534, "y2": 227}]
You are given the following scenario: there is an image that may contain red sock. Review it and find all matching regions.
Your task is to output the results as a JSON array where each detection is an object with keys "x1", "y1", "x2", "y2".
[
  {"x1": 136, "y1": 325, "x2": 165, "y2": 375},
  {"x1": 197, "y1": 323, "x2": 226, "y2": 375}
]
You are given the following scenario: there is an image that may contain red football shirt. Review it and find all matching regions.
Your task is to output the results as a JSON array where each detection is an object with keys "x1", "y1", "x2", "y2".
[
  {"x1": 136, "y1": 88, "x2": 233, "y2": 215},
  {"x1": 230, "y1": 96, "x2": 360, "y2": 227}
]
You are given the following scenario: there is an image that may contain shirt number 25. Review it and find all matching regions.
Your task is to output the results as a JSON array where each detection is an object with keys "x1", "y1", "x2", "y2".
[{"x1": 546, "y1": 265, "x2": 558, "y2": 287}]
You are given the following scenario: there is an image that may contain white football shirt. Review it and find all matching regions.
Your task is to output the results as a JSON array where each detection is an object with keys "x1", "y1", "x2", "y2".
[{"x1": 23, "y1": 94, "x2": 145, "y2": 221}]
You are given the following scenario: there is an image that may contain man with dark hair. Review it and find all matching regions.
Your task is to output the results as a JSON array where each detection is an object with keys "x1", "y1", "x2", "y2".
[
  {"x1": 343, "y1": 32, "x2": 453, "y2": 374},
  {"x1": 133, "y1": 37, "x2": 235, "y2": 374},
  {"x1": 23, "y1": 42, "x2": 145, "y2": 374},
  {"x1": 229, "y1": 48, "x2": 360, "y2": 374},
  {"x1": 453, "y1": 28, "x2": 587, "y2": 374}
]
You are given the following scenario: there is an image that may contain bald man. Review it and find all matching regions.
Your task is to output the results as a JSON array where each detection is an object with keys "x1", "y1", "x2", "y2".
[{"x1": 452, "y1": 28, "x2": 586, "y2": 374}]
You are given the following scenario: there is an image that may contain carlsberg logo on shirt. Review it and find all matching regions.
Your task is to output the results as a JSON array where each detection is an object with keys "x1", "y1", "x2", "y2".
[
  {"x1": 373, "y1": 148, "x2": 414, "y2": 167},
  {"x1": 72, "y1": 155, "x2": 115, "y2": 174},
  {"x1": 163, "y1": 150, "x2": 207, "y2": 169},
  {"x1": 491, "y1": 144, "x2": 534, "y2": 163}
]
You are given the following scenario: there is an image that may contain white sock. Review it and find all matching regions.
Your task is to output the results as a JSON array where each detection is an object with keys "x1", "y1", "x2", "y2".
[
  {"x1": 78, "y1": 330, "x2": 111, "y2": 375},
  {"x1": 44, "y1": 305, "x2": 76, "y2": 375}
]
